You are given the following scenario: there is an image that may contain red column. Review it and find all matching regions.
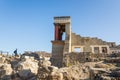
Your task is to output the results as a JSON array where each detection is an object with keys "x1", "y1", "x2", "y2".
[
  {"x1": 54, "y1": 24, "x2": 59, "y2": 40},
  {"x1": 59, "y1": 29, "x2": 63, "y2": 40}
]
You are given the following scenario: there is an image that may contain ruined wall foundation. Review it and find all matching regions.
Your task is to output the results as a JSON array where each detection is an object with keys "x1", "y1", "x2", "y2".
[{"x1": 51, "y1": 16, "x2": 120, "y2": 67}]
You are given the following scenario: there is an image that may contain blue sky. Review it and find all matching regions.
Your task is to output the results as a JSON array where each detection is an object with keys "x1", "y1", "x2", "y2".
[{"x1": 0, "y1": 0, "x2": 120, "y2": 54}]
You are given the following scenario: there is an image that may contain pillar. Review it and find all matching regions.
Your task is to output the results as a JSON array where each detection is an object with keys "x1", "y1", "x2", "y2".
[
  {"x1": 54, "y1": 23, "x2": 60, "y2": 40},
  {"x1": 99, "y1": 46, "x2": 102, "y2": 53},
  {"x1": 91, "y1": 46, "x2": 94, "y2": 53},
  {"x1": 63, "y1": 23, "x2": 71, "y2": 53}
]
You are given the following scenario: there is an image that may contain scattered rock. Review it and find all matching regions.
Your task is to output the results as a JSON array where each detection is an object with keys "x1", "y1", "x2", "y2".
[{"x1": 16, "y1": 56, "x2": 38, "y2": 79}]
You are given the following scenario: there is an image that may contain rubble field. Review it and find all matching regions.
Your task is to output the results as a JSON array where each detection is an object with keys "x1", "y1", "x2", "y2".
[{"x1": 0, "y1": 52, "x2": 120, "y2": 80}]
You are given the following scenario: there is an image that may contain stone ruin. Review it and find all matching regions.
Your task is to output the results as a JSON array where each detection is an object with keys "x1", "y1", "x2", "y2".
[
  {"x1": 51, "y1": 16, "x2": 120, "y2": 68},
  {"x1": 50, "y1": 16, "x2": 120, "y2": 80},
  {"x1": 0, "y1": 16, "x2": 120, "y2": 80},
  {"x1": 1, "y1": 53, "x2": 120, "y2": 80},
  {"x1": 0, "y1": 52, "x2": 52, "y2": 80}
]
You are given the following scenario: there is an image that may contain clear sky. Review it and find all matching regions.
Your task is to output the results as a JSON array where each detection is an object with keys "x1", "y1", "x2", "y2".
[{"x1": 0, "y1": 0, "x2": 120, "y2": 54}]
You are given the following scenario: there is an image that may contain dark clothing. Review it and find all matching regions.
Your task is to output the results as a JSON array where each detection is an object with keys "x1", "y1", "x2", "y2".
[{"x1": 14, "y1": 49, "x2": 18, "y2": 56}]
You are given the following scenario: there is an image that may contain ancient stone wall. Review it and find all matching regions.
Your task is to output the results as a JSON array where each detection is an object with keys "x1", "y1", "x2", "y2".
[
  {"x1": 71, "y1": 33, "x2": 110, "y2": 53},
  {"x1": 51, "y1": 16, "x2": 120, "y2": 68},
  {"x1": 51, "y1": 41, "x2": 65, "y2": 67},
  {"x1": 71, "y1": 33, "x2": 107, "y2": 46},
  {"x1": 63, "y1": 52, "x2": 109, "y2": 67},
  {"x1": 51, "y1": 16, "x2": 71, "y2": 67}
]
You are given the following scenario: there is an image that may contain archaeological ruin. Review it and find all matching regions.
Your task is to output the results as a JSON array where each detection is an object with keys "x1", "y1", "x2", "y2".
[
  {"x1": 0, "y1": 16, "x2": 120, "y2": 80},
  {"x1": 51, "y1": 16, "x2": 120, "y2": 67}
]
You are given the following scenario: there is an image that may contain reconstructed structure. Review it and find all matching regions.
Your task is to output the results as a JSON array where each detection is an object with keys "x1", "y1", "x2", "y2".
[{"x1": 51, "y1": 16, "x2": 120, "y2": 67}]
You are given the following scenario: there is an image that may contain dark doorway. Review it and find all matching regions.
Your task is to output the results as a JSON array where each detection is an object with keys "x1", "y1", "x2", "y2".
[{"x1": 102, "y1": 47, "x2": 107, "y2": 53}]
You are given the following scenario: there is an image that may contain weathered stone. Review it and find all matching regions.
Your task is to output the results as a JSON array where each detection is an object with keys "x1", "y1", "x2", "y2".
[
  {"x1": 0, "y1": 63, "x2": 13, "y2": 75},
  {"x1": 95, "y1": 63, "x2": 115, "y2": 68},
  {"x1": 15, "y1": 56, "x2": 38, "y2": 79},
  {"x1": 0, "y1": 63, "x2": 13, "y2": 80},
  {"x1": 39, "y1": 60, "x2": 51, "y2": 67},
  {"x1": 51, "y1": 16, "x2": 120, "y2": 68},
  {"x1": 18, "y1": 69, "x2": 35, "y2": 79}
]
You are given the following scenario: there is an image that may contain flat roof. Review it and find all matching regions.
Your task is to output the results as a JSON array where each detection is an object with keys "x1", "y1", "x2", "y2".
[{"x1": 54, "y1": 16, "x2": 70, "y2": 19}]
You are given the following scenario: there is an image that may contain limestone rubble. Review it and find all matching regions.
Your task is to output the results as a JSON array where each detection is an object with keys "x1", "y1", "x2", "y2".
[{"x1": 0, "y1": 52, "x2": 120, "y2": 80}]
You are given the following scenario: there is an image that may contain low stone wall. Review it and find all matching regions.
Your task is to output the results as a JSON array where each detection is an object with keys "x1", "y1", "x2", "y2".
[
  {"x1": 90, "y1": 68, "x2": 120, "y2": 80},
  {"x1": 63, "y1": 52, "x2": 109, "y2": 67},
  {"x1": 105, "y1": 58, "x2": 120, "y2": 63}
]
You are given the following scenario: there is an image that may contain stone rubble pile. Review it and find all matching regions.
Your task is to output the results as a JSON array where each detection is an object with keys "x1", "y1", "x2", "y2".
[
  {"x1": 0, "y1": 55, "x2": 13, "y2": 80},
  {"x1": 0, "y1": 54, "x2": 39, "y2": 80},
  {"x1": 37, "y1": 62, "x2": 91, "y2": 80},
  {"x1": 15, "y1": 56, "x2": 38, "y2": 80},
  {"x1": 0, "y1": 53, "x2": 120, "y2": 80}
]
